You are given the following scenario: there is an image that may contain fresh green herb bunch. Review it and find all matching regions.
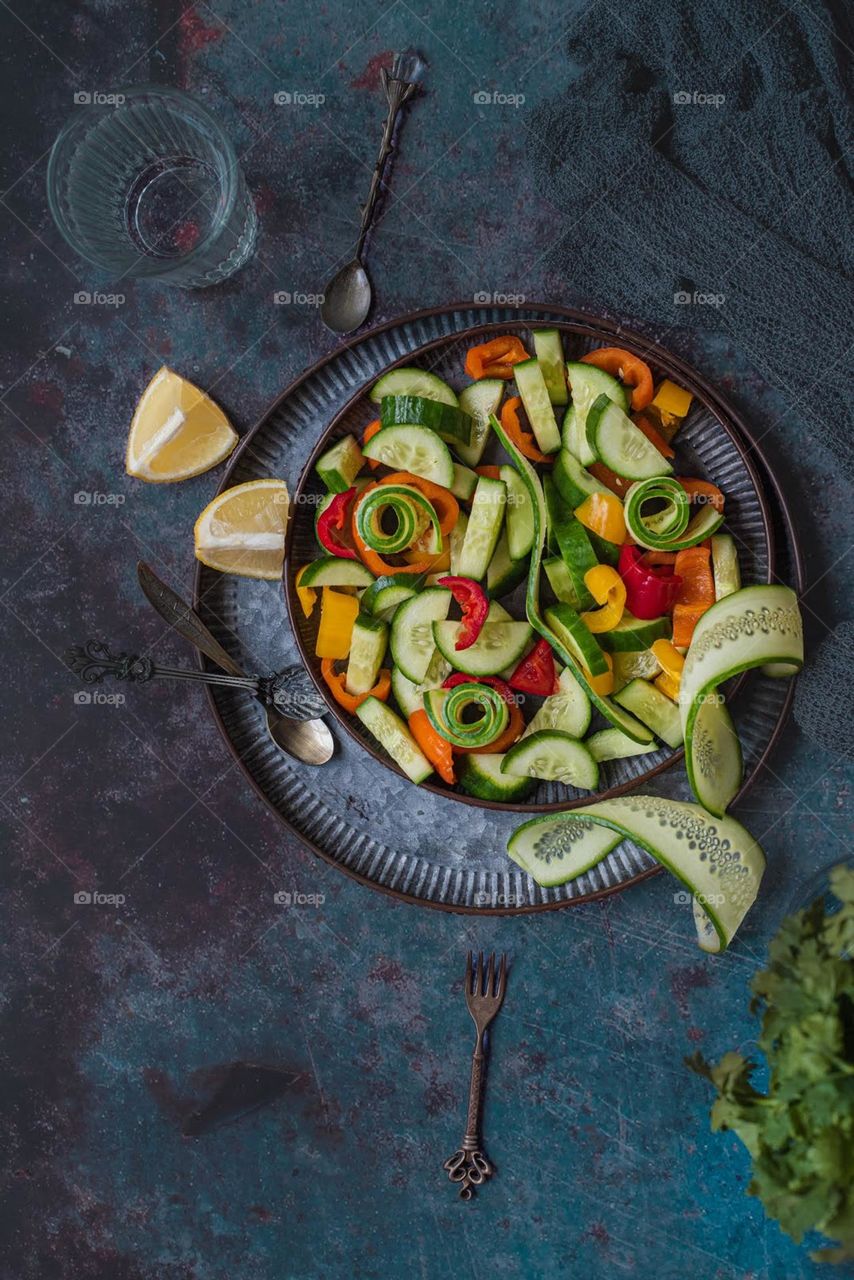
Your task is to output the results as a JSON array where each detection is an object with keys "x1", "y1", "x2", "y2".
[{"x1": 688, "y1": 864, "x2": 854, "y2": 1264}]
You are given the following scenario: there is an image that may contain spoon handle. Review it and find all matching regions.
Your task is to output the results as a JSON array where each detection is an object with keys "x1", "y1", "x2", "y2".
[
  {"x1": 64, "y1": 641, "x2": 259, "y2": 693},
  {"x1": 136, "y1": 561, "x2": 245, "y2": 678},
  {"x1": 355, "y1": 66, "x2": 419, "y2": 259}
]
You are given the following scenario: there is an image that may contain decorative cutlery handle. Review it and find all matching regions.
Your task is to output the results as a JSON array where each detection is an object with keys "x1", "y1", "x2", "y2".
[
  {"x1": 136, "y1": 561, "x2": 245, "y2": 677},
  {"x1": 65, "y1": 640, "x2": 154, "y2": 684},
  {"x1": 443, "y1": 1041, "x2": 494, "y2": 1199}
]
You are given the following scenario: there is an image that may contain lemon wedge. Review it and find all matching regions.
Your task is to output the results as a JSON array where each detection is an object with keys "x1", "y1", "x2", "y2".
[
  {"x1": 126, "y1": 366, "x2": 238, "y2": 482},
  {"x1": 194, "y1": 479, "x2": 290, "y2": 579}
]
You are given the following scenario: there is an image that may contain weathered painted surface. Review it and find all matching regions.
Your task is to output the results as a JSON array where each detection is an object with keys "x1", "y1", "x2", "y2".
[{"x1": 1, "y1": 2, "x2": 849, "y2": 1277}]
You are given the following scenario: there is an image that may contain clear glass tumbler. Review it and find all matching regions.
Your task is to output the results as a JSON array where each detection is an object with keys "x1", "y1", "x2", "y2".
[{"x1": 47, "y1": 86, "x2": 257, "y2": 288}]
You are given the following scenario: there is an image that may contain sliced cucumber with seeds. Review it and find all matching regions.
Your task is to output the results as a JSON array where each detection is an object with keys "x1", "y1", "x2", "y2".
[
  {"x1": 450, "y1": 463, "x2": 478, "y2": 502},
  {"x1": 433, "y1": 620, "x2": 532, "y2": 677},
  {"x1": 355, "y1": 696, "x2": 433, "y2": 783},
  {"x1": 455, "y1": 475, "x2": 506, "y2": 580},
  {"x1": 370, "y1": 367, "x2": 458, "y2": 407},
  {"x1": 586, "y1": 728, "x2": 659, "y2": 763},
  {"x1": 614, "y1": 678, "x2": 683, "y2": 747},
  {"x1": 543, "y1": 556, "x2": 582, "y2": 607},
  {"x1": 553, "y1": 448, "x2": 609, "y2": 509},
  {"x1": 299, "y1": 556, "x2": 376, "y2": 588},
  {"x1": 612, "y1": 649, "x2": 661, "y2": 691},
  {"x1": 562, "y1": 404, "x2": 595, "y2": 466},
  {"x1": 514, "y1": 358, "x2": 561, "y2": 453},
  {"x1": 501, "y1": 730, "x2": 599, "y2": 790},
  {"x1": 345, "y1": 614, "x2": 389, "y2": 696},
  {"x1": 361, "y1": 572, "x2": 424, "y2": 619},
  {"x1": 532, "y1": 329, "x2": 568, "y2": 405},
  {"x1": 544, "y1": 603, "x2": 609, "y2": 677},
  {"x1": 499, "y1": 464, "x2": 534, "y2": 560},
  {"x1": 450, "y1": 510, "x2": 468, "y2": 575},
  {"x1": 522, "y1": 666, "x2": 591, "y2": 739},
  {"x1": 586, "y1": 395, "x2": 673, "y2": 481},
  {"x1": 457, "y1": 753, "x2": 535, "y2": 802},
  {"x1": 362, "y1": 425, "x2": 455, "y2": 488},
  {"x1": 566, "y1": 360, "x2": 629, "y2": 433},
  {"x1": 508, "y1": 813, "x2": 621, "y2": 887},
  {"x1": 315, "y1": 434, "x2": 364, "y2": 493},
  {"x1": 456, "y1": 380, "x2": 503, "y2": 467},
  {"x1": 597, "y1": 611, "x2": 671, "y2": 653},
  {"x1": 379, "y1": 395, "x2": 472, "y2": 447},
  {"x1": 711, "y1": 533, "x2": 741, "y2": 600},
  {"x1": 390, "y1": 650, "x2": 451, "y2": 717},
  {"x1": 390, "y1": 587, "x2": 452, "y2": 683},
  {"x1": 486, "y1": 529, "x2": 528, "y2": 597}
]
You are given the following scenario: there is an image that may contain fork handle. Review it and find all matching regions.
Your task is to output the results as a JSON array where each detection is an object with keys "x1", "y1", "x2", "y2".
[
  {"x1": 464, "y1": 1041, "x2": 486, "y2": 1148},
  {"x1": 443, "y1": 1031, "x2": 494, "y2": 1199}
]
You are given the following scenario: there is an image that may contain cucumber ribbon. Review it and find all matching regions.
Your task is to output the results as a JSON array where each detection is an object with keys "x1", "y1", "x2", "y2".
[
  {"x1": 354, "y1": 484, "x2": 441, "y2": 556},
  {"x1": 623, "y1": 477, "x2": 690, "y2": 548},
  {"x1": 508, "y1": 795, "x2": 766, "y2": 952},
  {"x1": 679, "y1": 585, "x2": 804, "y2": 816},
  {"x1": 424, "y1": 683, "x2": 509, "y2": 749}
]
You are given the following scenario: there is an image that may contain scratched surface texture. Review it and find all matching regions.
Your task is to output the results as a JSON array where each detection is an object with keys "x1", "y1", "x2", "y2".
[{"x1": 1, "y1": 2, "x2": 850, "y2": 1279}]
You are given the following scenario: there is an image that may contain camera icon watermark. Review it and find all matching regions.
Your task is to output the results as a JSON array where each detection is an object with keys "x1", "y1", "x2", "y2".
[
  {"x1": 273, "y1": 90, "x2": 325, "y2": 108},
  {"x1": 473, "y1": 89, "x2": 525, "y2": 108},
  {"x1": 73, "y1": 690, "x2": 126, "y2": 707},
  {"x1": 74, "y1": 490, "x2": 126, "y2": 506},
  {"x1": 672, "y1": 90, "x2": 725, "y2": 108},
  {"x1": 73, "y1": 890, "x2": 126, "y2": 905},
  {"x1": 674, "y1": 290, "x2": 725, "y2": 308},
  {"x1": 74, "y1": 290, "x2": 125, "y2": 307},
  {"x1": 273, "y1": 290, "x2": 325, "y2": 307},
  {"x1": 474, "y1": 890, "x2": 521, "y2": 907},
  {"x1": 273, "y1": 889, "x2": 326, "y2": 907},
  {"x1": 74, "y1": 91, "x2": 126, "y2": 106},
  {"x1": 673, "y1": 889, "x2": 725, "y2": 906},
  {"x1": 473, "y1": 290, "x2": 526, "y2": 306}
]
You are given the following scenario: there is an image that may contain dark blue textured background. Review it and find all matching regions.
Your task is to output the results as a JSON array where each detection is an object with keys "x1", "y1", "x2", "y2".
[{"x1": 1, "y1": 3, "x2": 850, "y2": 1277}]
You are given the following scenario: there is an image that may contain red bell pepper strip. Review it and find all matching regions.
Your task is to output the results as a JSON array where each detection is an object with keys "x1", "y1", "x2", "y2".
[
  {"x1": 437, "y1": 575, "x2": 489, "y2": 650},
  {"x1": 442, "y1": 672, "x2": 515, "y2": 702},
  {"x1": 507, "y1": 638, "x2": 558, "y2": 696},
  {"x1": 618, "y1": 543, "x2": 682, "y2": 619},
  {"x1": 317, "y1": 486, "x2": 359, "y2": 559}
]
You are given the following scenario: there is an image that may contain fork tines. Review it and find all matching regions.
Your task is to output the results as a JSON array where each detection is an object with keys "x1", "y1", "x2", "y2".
[
  {"x1": 390, "y1": 49, "x2": 427, "y2": 86},
  {"x1": 465, "y1": 951, "x2": 507, "y2": 1001}
]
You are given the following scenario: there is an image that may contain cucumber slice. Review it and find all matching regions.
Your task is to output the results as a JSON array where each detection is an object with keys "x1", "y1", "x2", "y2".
[
  {"x1": 355, "y1": 696, "x2": 433, "y2": 783},
  {"x1": 451, "y1": 463, "x2": 478, "y2": 502},
  {"x1": 362, "y1": 425, "x2": 455, "y2": 488},
  {"x1": 299, "y1": 556, "x2": 376, "y2": 588},
  {"x1": 345, "y1": 614, "x2": 389, "y2": 696},
  {"x1": 455, "y1": 475, "x2": 506, "y2": 580},
  {"x1": 586, "y1": 529, "x2": 621, "y2": 568},
  {"x1": 612, "y1": 649, "x2": 661, "y2": 691},
  {"x1": 370, "y1": 367, "x2": 458, "y2": 407},
  {"x1": 501, "y1": 730, "x2": 599, "y2": 790},
  {"x1": 543, "y1": 603, "x2": 608, "y2": 677},
  {"x1": 561, "y1": 404, "x2": 595, "y2": 467},
  {"x1": 315, "y1": 434, "x2": 364, "y2": 493},
  {"x1": 614, "y1": 678, "x2": 683, "y2": 748},
  {"x1": 651, "y1": 503, "x2": 724, "y2": 551},
  {"x1": 487, "y1": 599, "x2": 513, "y2": 622},
  {"x1": 361, "y1": 573, "x2": 424, "y2": 620},
  {"x1": 450, "y1": 510, "x2": 468, "y2": 575},
  {"x1": 552, "y1": 449, "x2": 609, "y2": 510},
  {"x1": 456, "y1": 380, "x2": 503, "y2": 467},
  {"x1": 522, "y1": 666, "x2": 591, "y2": 739},
  {"x1": 543, "y1": 475, "x2": 597, "y2": 609},
  {"x1": 566, "y1": 361, "x2": 629, "y2": 440},
  {"x1": 586, "y1": 395, "x2": 673, "y2": 481},
  {"x1": 390, "y1": 587, "x2": 452, "y2": 683},
  {"x1": 486, "y1": 529, "x2": 528, "y2": 597},
  {"x1": 586, "y1": 728, "x2": 659, "y2": 763},
  {"x1": 543, "y1": 556, "x2": 582, "y2": 607},
  {"x1": 711, "y1": 533, "x2": 741, "y2": 600},
  {"x1": 379, "y1": 395, "x2": 473, "y2": 448},
  {"x1": 532, "y1": 329, "x2": 568, "y2": 405},
  {"x1": 499, "y1": 464, "x2": 535, "y2": 560},
  {"x1": 489, "y1": 411, "x2": 655, "y2": 744},
  {"x1": 508, "y1": 795, "x2": 766, "y2": 951},
  {"x1": 514, "y1": 358, "x2": 561, "y2": 453},
  {"x1": 390, "y1": 650, "x2": 451, "y2": 717},
  {"x1": 433, "y1": 620, "x2": 533, "y2": 676},
  {"x1": 597, "y1": 611, "x2": 671, "y2": 653},
  {"x1": 508, "y1": 814, "x2": 622, "y2": 887},
  {"x1": 457, "y1": 753, "x2": 535, "y2": 802}
]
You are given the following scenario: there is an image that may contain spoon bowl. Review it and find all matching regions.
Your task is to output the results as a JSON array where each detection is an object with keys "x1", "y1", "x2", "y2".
[
  {"x1": 264, "y1": 708, "x2": 334, "y2": 765},
  {"x1": 321, "y1": 259, "x2": 372, "y2": 334}
]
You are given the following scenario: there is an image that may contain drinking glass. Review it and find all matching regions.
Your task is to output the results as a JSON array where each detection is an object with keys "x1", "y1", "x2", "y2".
[{"x1": 47, "y1": 86, "x2": 257, "y2": 288}]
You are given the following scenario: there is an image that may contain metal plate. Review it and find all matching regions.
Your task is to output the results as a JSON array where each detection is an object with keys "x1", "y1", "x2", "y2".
[
  {"x1": 194, "y1": 304, "x2": 802, "y2": 913},
  {"x1": 284, "y1": 320, "x2": 773, "y2": 812}
]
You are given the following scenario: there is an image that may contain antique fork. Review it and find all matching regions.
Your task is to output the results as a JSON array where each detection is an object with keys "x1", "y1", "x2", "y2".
[{"x1": 443, "y1": 951, "x2": 507, "y2": 1199}]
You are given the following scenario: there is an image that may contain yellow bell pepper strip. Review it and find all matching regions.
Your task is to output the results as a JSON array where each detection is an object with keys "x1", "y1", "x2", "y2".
[
  {"x1": 321, "y1": 658, "x2": 391, "y2": 712},
  {"x1": 465, "y1": 336, "x2": 528, "y2": 380},
  {"x1": 580, "y1": 347, "x2": 654, "y2": 410},
  {"x1": 574, "y1": 492, "x2": 627, "y2": 545},
  {"x1": 379, "y1": 471, "x2": 458, "y2": 537},
  {"x1": 315, "y1": 587, "x2": 359, "y2": 659},
  {"x1": 405, "y1": 545, "x2": 451, "y2": 571},
  {"x1": 295, "y1": 564, "x2": 317, "y2": 618},
  {"x1": 651, "y1": 639, "x2": 685, "y2": 697},
  {"x1": 580, "y1": 650, "x2": 614, "y2": 695},
  {"x1": 652, "y1": 379, "x2": 693, "y2": 419},
  {"x1": 350, "y1": 484, "x2": 439, "y2": 577},
  {"x1": 580, "y1": 566, "x2": 627, "y2": 634},
  {"x1": 655, "y1": 671, "x2": 681, "y2": 701},
  {"x1": 408, "y1": 709, "x2": 456, "y2": 784},
  {"x1": 500, "y1": 396, "x2": 551, "y2": 463}
]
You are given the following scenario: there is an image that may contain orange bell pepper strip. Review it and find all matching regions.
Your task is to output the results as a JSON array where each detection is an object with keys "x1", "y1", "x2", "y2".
[
  {"x1": 643, "y1": 551, "x2": 677, "y2": 567},
  {"x1": 321, "y1": 659, "x2": 391, "y2": 713},
  {"x1": 350, "y1": 484, "x2": 440, "y2": 576},
  {"x1": 465, "y1": 336, "x2": 528, "y2": 380},
  {"x1": 574, "y1": 492, "x2": 627, "y2": 545},
  {"x1": 408, "y1": 709, "x2": 456, "y2": 784},
  {"x1": 362, "y1": 418, "x2": 382, "y2": 470},
  {"x1": 580, "y1": 347, "x2": 654, "y2": 410},
  {"x1": 671, "y1": 603, "x2": 709, "y2": 649},
  {"x1": 674, "y1": 545, "x2": 715, "y2": 606},
  {"x1": 500, "y1": 397, "x2": 551, "y2": 463},
  {"x1": 378, "y1": 471, "x2": 458, "y2": 537},
  {"x1": 633, "y1": 413, "x2": 675, "y2": 459},
  {"x1": 589, "y1": 460, "x2": 631, "y2": 497},
  {"x1": 676, "y1": 477, "x2": 725, "y2": 513},
  {"x1": 453, "y1": 699, "x2": 524, "y2": 755},
  {"x1": 475, "y1": 465, "x2": 502, "y2": 479}
]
